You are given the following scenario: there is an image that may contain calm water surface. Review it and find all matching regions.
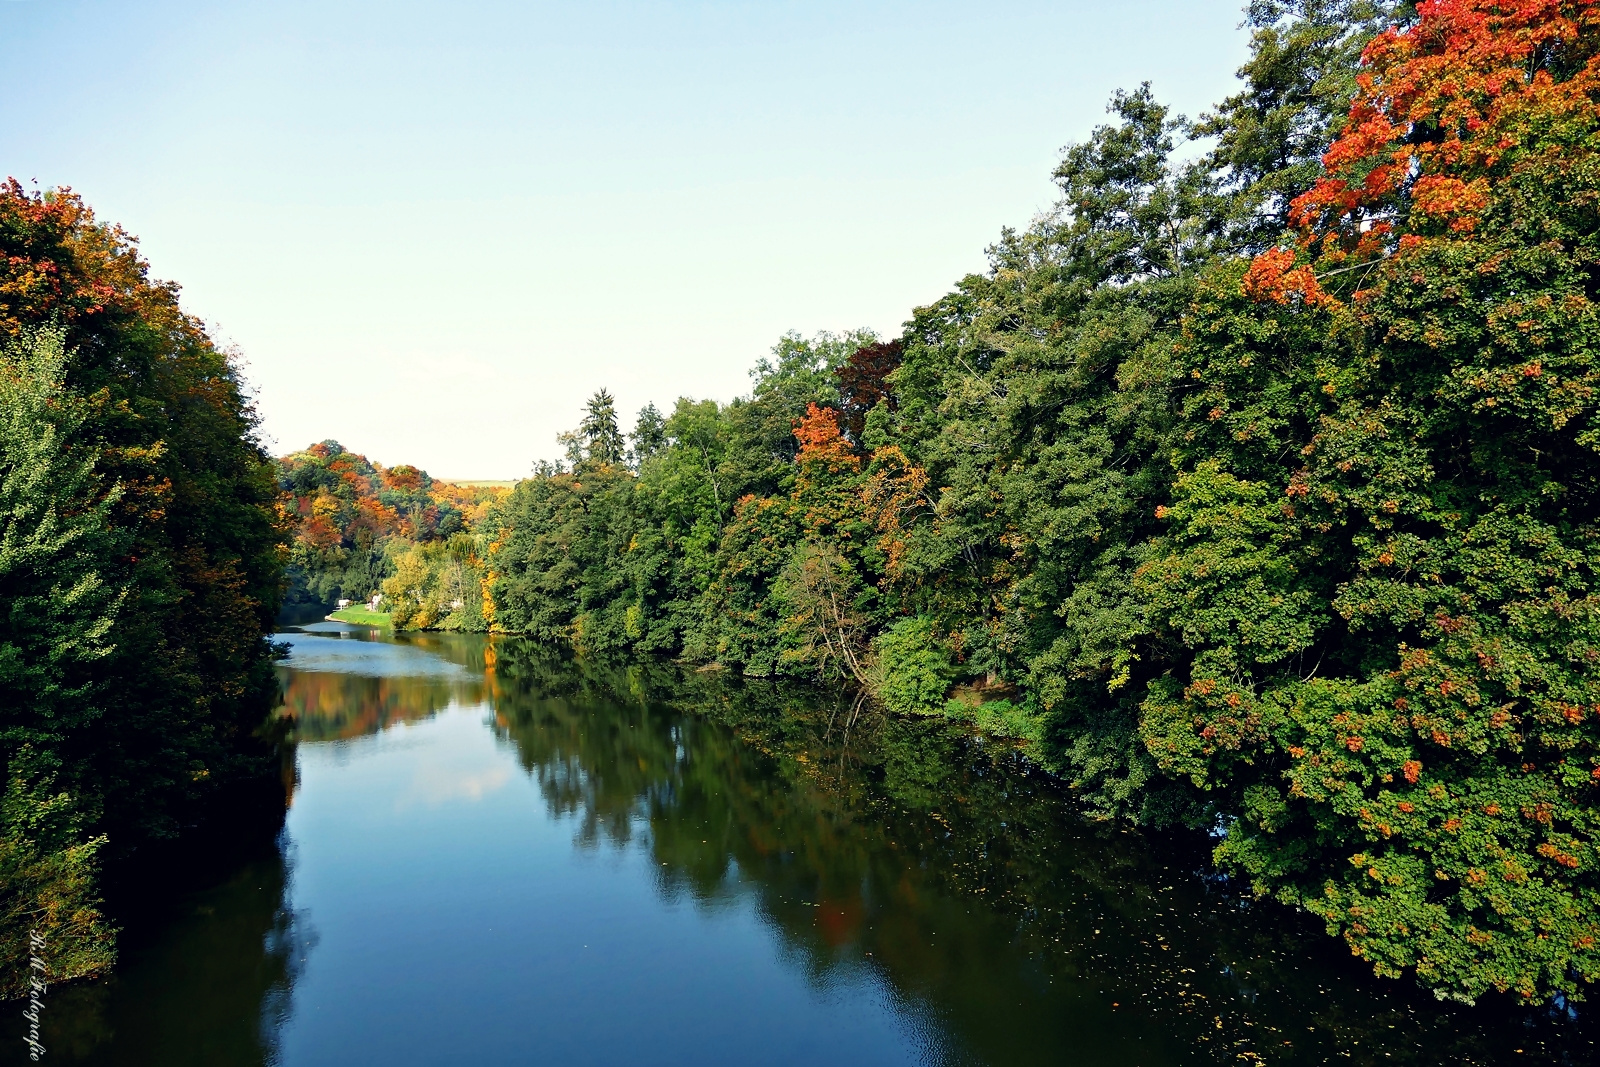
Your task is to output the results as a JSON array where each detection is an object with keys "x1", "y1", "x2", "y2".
[{"x1": 13, "y1": 623, "x2": 1597, "y2": 1065}]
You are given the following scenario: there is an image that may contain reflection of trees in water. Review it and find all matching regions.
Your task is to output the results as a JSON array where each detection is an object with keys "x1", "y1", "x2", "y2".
[
  {"x1": 6, "y1": 841, "x2": 312, "y2": 1067},
  {"x1": 486, "y1": 639, "x2": 1593, "y2": 1067},
  {"x1": 278, "y1": 661, "x2": 488, "y2": 744}
]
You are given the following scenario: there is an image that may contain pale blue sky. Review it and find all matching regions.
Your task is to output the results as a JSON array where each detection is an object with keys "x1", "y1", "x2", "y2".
[{"x1": 2, "y1": 0, "x2": 1250, "y2": 477}]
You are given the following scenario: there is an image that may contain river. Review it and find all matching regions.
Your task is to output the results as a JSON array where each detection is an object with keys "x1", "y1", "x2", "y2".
[{"x1": 11, "y1": 621, "x2": 1595, "y2": 1065}]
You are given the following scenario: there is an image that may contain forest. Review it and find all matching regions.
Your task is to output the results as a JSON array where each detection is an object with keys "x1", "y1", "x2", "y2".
[
  {"x1": 275, "y1": 440, "x2": 503, "y2": 624},
  {"x1": 5, "y1": 0, "x2": 1600, "y2": 1017}
]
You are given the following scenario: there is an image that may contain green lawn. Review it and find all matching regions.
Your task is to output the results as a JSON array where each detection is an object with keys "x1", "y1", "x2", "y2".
[{"x1": 328, "y1": 606, "x2": 392, "y2": 626}]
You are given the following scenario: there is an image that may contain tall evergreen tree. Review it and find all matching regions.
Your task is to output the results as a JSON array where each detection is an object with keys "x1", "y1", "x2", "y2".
[{"x1": 579, "y1": 389, "x2": 626, "y2": 468}]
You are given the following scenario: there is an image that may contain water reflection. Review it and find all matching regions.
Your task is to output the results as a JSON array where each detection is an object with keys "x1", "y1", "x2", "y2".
[
  {"x1": 3, "y1": 842, "x2": 311, "y2": 1066},
  {"x1": 18, "y1": 627, "x2": 1595, "y2": 1065},
  {"x1": 274, "y1": 624, "x2": 489, "y2": 741},
  {"x1": 480, "y1": 642, "x2": 1595, "y2": 1067}
]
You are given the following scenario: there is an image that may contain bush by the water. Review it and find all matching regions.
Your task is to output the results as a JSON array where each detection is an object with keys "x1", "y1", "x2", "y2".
[{"x1": 871, "y1": 618, "x2": 959, "y2": 717}]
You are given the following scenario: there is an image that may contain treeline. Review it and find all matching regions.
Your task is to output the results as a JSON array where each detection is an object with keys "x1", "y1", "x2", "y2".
[
  {"x1": 0, "y1": 185, "x2": 286, "y2": 993},
  {"x1": 275, "y1": 440, "x2": 503, "y2": 621},
  {"x1": 384, "y1": 1, "x2": 1600, "y2": 1004}
]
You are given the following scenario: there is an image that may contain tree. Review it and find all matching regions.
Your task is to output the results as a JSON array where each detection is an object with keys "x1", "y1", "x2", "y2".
[
  {"x1": 629, "y1": 402, "x2": 668, "y2": 466},
  {"x1": 1196, "y1": 0, "x2": 1403, "y2": 247},
  {"x1": 834, "y1": 339, "x2": 902, "y2": 445},
  {"x1": 468, "y1": 0, "x2": 1600, "y2": 1003},
  {"x1": 0, "y1": 181, "x2": 287, "y2": 991},
  {"x1": 1144, "y1": 0, "x2": 1600, "y2": 1002},
  {"x1": 275, "y1": 441, "x2": 470, "y2": 611},
  {"x1": 579, "y1": 389, "x2": 626, "y2": 468},
  {"x1": 777, "y1": 542, "x2": 872, "y2": 684},
  {"x1": 0, "y1": 328, "x2": 122, "y2": 994}
]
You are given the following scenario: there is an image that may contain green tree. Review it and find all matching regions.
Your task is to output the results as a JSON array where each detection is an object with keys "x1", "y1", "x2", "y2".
[
  {"x1": 1195, "y1": 0, "x2": 1402, "y2": 247},
  {"x1": 579, "y1": 389, "x2": 626, "y2": 468},
  {"x1": 0, "y1": 328, "x2": 122, "y2": 993},
  {"x1": 629, "y1": 402, "x2": 668, "y2": 467},
  {"x1": 1139, "y1": 0, "x2": 1600, "y2": 1001},
  {"x1": 0, "y1": 182, "x2": 287, "y2": 992}
]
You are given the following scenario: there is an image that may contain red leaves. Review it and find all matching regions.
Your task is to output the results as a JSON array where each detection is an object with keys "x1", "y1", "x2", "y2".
[
  {"x1": 1241, "y1": 246, "x2": 1330, "y2": 306},
  {"x1": 1410, "y1": 175, "x2": 1491, "y2": 230},
  {"x1": 833, "y1": 339, "x2": 902, "y2": 443},
  {"x1": 1247, "y1": 0, "x2": 1600, "y2": 300},
  {"x1": 0, "y1": 180, "x2": 131, "y2": 335}
]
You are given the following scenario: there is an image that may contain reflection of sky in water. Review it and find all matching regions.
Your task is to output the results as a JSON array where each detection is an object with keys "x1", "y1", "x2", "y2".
[
  {"x1": 277, "y1": 625, "x2": 472, "y2": 678},
  {"x1": 276, "y1": 704, "x2": 926, "y2": 1066}
]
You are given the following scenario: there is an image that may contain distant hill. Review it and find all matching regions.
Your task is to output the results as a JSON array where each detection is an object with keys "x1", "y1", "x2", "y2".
[{"x1": 275, "y1": 441, "x2": 509, "y2": 613}]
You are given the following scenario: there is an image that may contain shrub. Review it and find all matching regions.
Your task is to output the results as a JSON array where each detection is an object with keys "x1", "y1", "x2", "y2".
[{"x1": 871, "y1": 617, "x2": 959, "y2": 716}]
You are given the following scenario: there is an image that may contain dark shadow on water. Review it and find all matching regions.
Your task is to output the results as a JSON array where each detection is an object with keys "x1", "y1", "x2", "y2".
[
  {"x1": 10, "y1": 846, "x2": 313, "y2": 1067},
  {"x1": 1, "y1": 763, "x2": 308, "y2": 1067}
]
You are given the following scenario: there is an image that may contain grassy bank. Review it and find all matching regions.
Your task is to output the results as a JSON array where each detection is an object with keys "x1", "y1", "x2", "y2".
[{"x1": 328, "y1": 607, "x2": 392, "y2": 627}]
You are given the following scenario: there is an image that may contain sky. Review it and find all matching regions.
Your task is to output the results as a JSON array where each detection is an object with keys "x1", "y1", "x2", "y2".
[{"x1": 2, "y1": 0, "x2": 1252, "y2": 479}]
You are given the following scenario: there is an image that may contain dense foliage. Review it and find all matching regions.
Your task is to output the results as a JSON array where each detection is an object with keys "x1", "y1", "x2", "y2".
[
  {"x1": 1144, "y1": 0, "x2": 1600, "y2": 1004},
  {"x1": 361, "y1": 0, "x2": 1600, "y2": 1003},
  {"x1": 0, "y1": 184, "x2": 286, "y2": 994},
  {"x1": 274, "y1": 441, "x2": 503, "y2": 622}
]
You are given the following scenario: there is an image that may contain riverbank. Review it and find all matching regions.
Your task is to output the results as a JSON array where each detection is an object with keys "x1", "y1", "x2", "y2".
[{"x1": 326, "y1": 606, "x2": 391, "y2": 627}]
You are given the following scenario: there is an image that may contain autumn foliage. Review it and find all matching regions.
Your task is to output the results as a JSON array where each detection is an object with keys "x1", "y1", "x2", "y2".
[
  {"x1": 276, "y1": 441, "x2": 504, "y2": 614},
  {"x1": 1179, "y1": 0, "x2": 1600, "y2": 1001},
  {"x1": 10, "y1": 0, "x2": 1592, "y2": 1011}
]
